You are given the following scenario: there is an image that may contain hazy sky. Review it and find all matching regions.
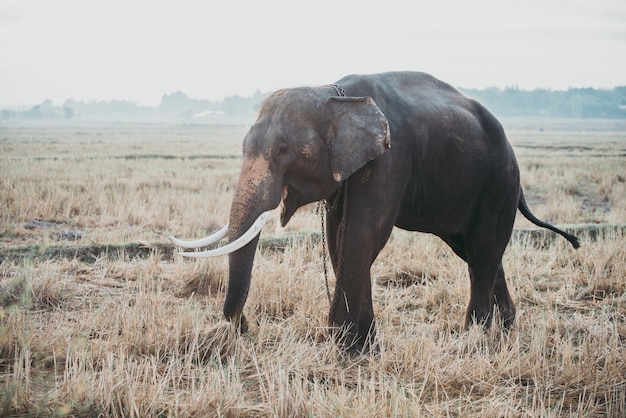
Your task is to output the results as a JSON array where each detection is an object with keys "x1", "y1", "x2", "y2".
[{"x1": 2, "y1": 0, "x2": 625, "y2": 106}]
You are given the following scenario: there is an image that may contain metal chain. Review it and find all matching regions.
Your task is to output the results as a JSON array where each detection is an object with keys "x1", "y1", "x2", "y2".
[
  {"x1": 317, "y1": 179, "x2": 348, "y2": 307},
  {"x1": 329, "y1": 83, "x2": 346, "y2": 98},
  {"x1": 317, "y1": 201, "x2": 332, "y2": 304}
]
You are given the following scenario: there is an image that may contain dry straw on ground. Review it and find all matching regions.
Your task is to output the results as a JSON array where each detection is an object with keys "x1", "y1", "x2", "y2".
[{"x1": 1, "y1": 122, "x2": 625, "y2": 417}]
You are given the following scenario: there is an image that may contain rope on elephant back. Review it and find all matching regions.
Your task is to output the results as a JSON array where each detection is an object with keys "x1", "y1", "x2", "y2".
[{"x1": 317, "y1": 179, "x2": 348, "y2": 310}]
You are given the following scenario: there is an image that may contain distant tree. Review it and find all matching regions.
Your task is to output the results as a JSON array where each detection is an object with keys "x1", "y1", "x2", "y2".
[
  {"x1": 0, "y1": 109, "x2": 18, "y2": 121},
  {"x1": 24, "y1": 105, "x2": 42, "y2": 119},
  {"x1": 159, "y1": 91, "x2": 190, "y2": 110}
]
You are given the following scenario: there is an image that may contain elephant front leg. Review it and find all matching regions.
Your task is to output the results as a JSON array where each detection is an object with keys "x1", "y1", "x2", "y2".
[
  {"x1": 325, "y1": 210, "x2": 385, "y2": 355},
  {"x1": 323, "y1": 162, "x2": 400, "y2": 354},
  {"x1": 328, "y1": 268, "x2": 377, "y2": 354}
]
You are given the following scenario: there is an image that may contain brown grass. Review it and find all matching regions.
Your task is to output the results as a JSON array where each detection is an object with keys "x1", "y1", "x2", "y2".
[{"x1": 1, "y1": 122, "x2": 625, "y2": 417}]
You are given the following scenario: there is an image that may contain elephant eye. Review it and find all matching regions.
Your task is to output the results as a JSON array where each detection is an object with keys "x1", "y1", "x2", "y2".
[
  {"x1": 277, "y1": 142, "x2": 289, "y2": 155},
  {"x1": 272, "y1": 141, "x2": 290, "y2": 163}
]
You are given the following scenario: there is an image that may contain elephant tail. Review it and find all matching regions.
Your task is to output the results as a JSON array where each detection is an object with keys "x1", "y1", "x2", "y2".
[{"x1": 518, "y1": 188, "x2": 580, "y2": 249}]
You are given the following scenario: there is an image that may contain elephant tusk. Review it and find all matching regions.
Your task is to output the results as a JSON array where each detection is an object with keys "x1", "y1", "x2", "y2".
[
  {"x1": 176, "y1": 211, "x2": 270, "y2": 258},
  {"x1": 169, "y1": 224, "x2": 229, "y2": 248}
]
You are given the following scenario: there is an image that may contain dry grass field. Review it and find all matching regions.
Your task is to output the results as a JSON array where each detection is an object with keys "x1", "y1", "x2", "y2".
[{"x1": 1, "y1": 121, "x2": 625, "y2": 417}]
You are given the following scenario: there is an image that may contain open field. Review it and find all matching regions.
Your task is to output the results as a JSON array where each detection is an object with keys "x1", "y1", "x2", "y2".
[{"x1": 1, "y1": 121, "x2": 625, "y2": 417}]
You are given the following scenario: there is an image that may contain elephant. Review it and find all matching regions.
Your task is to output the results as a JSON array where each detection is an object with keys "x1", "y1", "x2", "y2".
[{"x1": 170, "y1": 71, "x2": 580, "y2": 354}]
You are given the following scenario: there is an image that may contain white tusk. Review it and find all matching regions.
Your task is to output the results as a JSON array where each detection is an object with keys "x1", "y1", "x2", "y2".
[
  {"x1": 177, "y1": 211, "x2": 270, "y2": 258},
  {"x1": 169, "y1": 224, "x2": 229, "y2": 248}
]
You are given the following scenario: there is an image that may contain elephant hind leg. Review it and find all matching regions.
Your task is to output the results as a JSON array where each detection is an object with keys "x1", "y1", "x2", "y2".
[
  {"x1": 493, "y1": 264, "x2": 516, "y2": 329},
  {"x1": 464, "y1": 262, "x2": 517, "y2": 329},
  {"x1": 462, "y1": 199, "x2": 517, "y2": 330},
  {"x1": 464, "y1": 263, "x2": 499, "y2": 329},
  {"x1": 442, "y1": 235, "x2": 467, "y2": 261},
  {"x1": 443, "y1": 234, "x2": 516, "y2": 330},
  {"x1": 442, "y1": 235, "x2": 498, "y2": 328}
]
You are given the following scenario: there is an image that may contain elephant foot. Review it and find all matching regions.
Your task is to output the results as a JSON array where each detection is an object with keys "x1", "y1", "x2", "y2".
[
  {"x1": 331, "y1": 320, "x2": 378, "y2": 356},
  {"x1": 497, "y1": 303, "x2": 516, "y2": 330},
  {"x1": 463, "y1": 306, "x2": 493, "y2": 330},
  {"x1": 228, "y1": 312, "x2": 249, "y2": 334},
  {"x1": 464, "y1": 304, "x2": 517, "y2": 332}
]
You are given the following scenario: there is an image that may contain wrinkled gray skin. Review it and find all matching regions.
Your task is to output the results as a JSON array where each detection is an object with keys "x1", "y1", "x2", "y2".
[{"x1": 223, "y1": 71, "x2": 579, "y2": 354}]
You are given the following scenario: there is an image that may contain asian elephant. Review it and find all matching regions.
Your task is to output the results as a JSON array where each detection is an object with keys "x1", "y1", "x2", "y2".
[{"x1": 170, "y1": 71, "x2": 580, "y2": 354}]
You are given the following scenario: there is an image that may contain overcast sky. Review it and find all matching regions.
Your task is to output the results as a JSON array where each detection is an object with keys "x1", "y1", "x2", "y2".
[{"x1": 2, "y1": 0, "x2": 625, "y2": 107}]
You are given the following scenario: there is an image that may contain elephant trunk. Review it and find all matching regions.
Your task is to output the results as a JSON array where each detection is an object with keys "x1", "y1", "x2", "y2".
[
  {"x1": 171, "y1": 153, "x2": 282, "y2": 330},
  {"x1": 222, "y1": 157, "x2": 281, "y2": 330},
  {"x1": 223, "y1": 231, "x2": 260, "y2": 331}
]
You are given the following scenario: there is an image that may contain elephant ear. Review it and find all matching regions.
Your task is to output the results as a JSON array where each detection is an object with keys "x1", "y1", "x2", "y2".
[{"x1": 327, "y1": 96, "x2": 391, "y2": 182}]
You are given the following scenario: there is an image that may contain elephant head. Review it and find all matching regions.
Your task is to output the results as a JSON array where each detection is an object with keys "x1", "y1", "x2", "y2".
[{"x1": 170, "y1": 86, "x2": 391, "y2": 329}]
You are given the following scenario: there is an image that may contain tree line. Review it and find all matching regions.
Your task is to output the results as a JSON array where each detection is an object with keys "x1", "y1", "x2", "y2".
[
  {"x1": 460, "y1": 86, "x2": 626, "y2": 119},
  {"x1": 2, "y1": 86, "x2": 625, "y2": 123},
  {"x1": 0, "y1": 91, "x2": 267, "y2": 124}
]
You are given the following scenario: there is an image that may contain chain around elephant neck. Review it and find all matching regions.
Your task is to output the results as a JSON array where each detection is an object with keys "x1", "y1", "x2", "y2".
[
  {"x1": 317, "y1": 179, "x2": 348, "y2": 306},
  {"x1": 329, "y1": 83, "x2": 346, "y2": 97}
]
